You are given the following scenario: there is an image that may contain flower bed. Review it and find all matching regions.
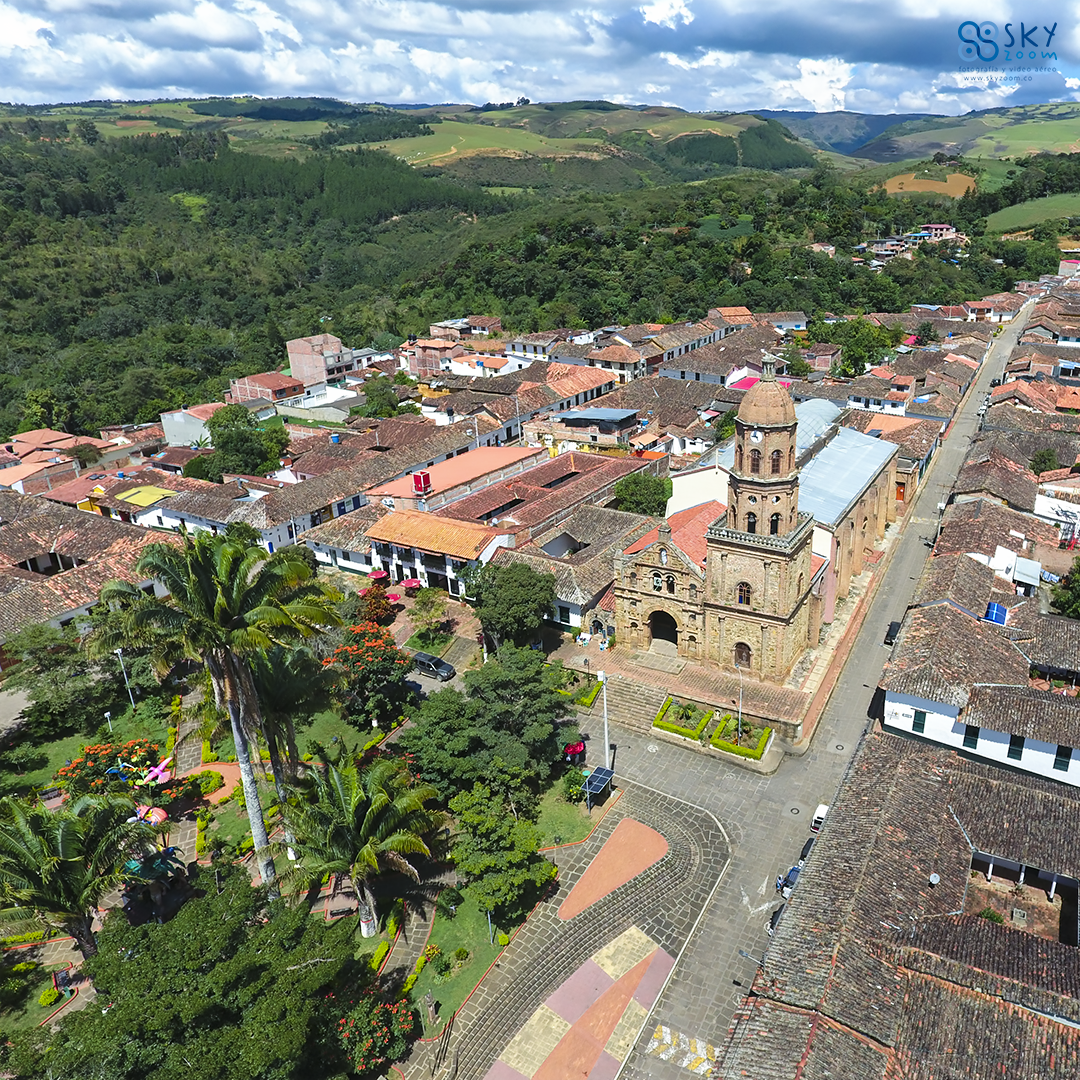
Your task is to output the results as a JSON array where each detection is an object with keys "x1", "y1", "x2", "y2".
[
  {"x1": 652, "y1": 698, "x2": 711, "y2": 740},
  {"x1": 710, "y1": 716, "x2": 772, "y2": 760},
  {"x1": 53, "y1": 738, "x2": 160, "y2": 794}
]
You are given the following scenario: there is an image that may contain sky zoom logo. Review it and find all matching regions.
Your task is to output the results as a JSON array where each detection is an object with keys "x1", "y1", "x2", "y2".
[{"x1": 958, "y1": 21, "x2": 1057, "y2": 61}]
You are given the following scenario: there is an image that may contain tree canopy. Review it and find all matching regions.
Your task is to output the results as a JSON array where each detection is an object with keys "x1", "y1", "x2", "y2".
[
  {"x1": 613, "y1": 472, "x2": 673, "y2": 516},
  {"x1": 467, "y1": 562, "x2": 557, "y2": 647}
]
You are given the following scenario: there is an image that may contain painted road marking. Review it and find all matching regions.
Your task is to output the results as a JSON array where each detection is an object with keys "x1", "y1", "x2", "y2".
[{"x1": 646, "y1": 1024, "x2": 718, "y2": 1074}]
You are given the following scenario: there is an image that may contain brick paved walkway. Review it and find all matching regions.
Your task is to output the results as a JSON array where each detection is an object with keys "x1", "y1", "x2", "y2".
[{"x1": 401, "y1": 784, "x2": 729, "y2": 1080}]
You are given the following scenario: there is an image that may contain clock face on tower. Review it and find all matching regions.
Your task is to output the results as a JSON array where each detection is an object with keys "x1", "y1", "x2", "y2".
[{"x1": 749, "y1": 430, "x2": 763, "y2": 443}]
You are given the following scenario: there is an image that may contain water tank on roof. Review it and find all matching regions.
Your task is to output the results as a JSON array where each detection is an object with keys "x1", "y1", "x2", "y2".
[
  {"x1": 330, "y1": 433, "x2": 340, "y2": 444},
  {"x1": 984, "y1": 602, "x2": 1007, "y2": 625},
  {"x1": 413, "y1": 471, "x2": 431, "y2": 496}
]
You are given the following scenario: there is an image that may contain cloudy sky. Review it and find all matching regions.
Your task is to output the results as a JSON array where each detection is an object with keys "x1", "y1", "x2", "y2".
[{"x1": 3, "y1": 0, "x2": 1080, "y2": 114}]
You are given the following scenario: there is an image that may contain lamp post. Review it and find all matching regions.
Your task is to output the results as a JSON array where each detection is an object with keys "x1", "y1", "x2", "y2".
[
  {"x1": 735, "y1": 662, "x2": 743, "y2": 745},
  {"x1": 115, "y1": 648, "x2": 136, "y2": 712},
  {"x1": 598, "y1": 670, "x2": 610, "y2": 770},
  {"x1": 104, "y1": 710, "x2": 113, "y2": 733}
]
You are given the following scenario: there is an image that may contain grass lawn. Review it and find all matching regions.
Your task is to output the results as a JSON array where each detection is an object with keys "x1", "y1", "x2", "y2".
[
  {"x1": 986, "y1": 193, "x2": 1080, "y2": 232},
  {"x1": 404, "y1": 629, "x2": 452, "y2": 655},
  {"x1": 410, "y1": 888, "x2": 515, "y2": 1033},
  {"x1": 0, "y1": 962, "x2": 68, "y2": 1032},
  {"x1": 535, "y1": 786, "x2": 592, "y2": 848},
  {"x1": 299, "y1": 709, "x2": 366, "y2": 755}
]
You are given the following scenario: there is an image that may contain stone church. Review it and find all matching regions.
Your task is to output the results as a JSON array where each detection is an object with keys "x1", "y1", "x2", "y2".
[{"x1": 614, "y1": 361, "x2": 823, "y2": 680}]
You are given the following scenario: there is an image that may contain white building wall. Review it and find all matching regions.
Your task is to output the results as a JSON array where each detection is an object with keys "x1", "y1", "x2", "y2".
[
  {"x1": 666, "y1": 466, "x2": 730, "y2": 516},
  {"x1": 884, "y1": 690, "x2": 1080, "y2": 787}
]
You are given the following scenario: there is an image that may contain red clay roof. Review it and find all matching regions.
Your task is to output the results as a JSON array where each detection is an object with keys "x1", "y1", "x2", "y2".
[
  {"x1": 624, "y1": 500, "x2": 726, "y2": 567},
  {"x1": 365, "y1": 446, "x2": 543, "y2": 499},
  {"x1": 365, "y1": 509, "x2": 503, "y2": 560}
]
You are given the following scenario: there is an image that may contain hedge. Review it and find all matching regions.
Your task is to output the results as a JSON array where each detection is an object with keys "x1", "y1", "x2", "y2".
[
  {"x1": 165, "y1": 727, "x2": 177, "y2": 754},
  {"x1": 196, "y1": 770, "x2": 225, "y2": 796},
  {"x1": 652, "y1": 698, "x2": 712, "y2": 740},
  {"x1": 0, "y1": 930, "x2": 45, "y2": 949},
  {"x1": 711, "y1": 724, "x2": 772, "y2": 760},
  {"x1": 201, "y1": 739, "x2": 213, "y2": 764},
  {"x1": 576, "y1": 680, "x2": 602, "y2": 708},
  {"x1": 369, "y1": 940, "x2": 391, "y2": 971}
]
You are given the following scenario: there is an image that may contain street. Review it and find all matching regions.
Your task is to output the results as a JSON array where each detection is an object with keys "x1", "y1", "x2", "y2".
[{"x1": 604, "y1": 306, "x2": 1033, "y2": 1078}]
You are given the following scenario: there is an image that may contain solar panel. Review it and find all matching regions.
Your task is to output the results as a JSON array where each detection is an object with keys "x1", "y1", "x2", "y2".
[
  {"x1": 984, "y1": 602, "x2": 1007, "y2": 625},
  {"x1": 582, "y1": 767, "x2": 614, "y2": 794}
]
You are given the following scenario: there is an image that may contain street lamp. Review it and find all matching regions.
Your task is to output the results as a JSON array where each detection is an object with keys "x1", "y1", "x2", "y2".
[
  {"x1": 597, "y1": 670, "x2": 610, "y2": 770},
  {"x1": 104, "y1": 710, "x2": 113, "y2": 733},
  {"x1": 735, "y1": 662, "x2": 744, "y2": 745},
  {"x1": 737, "y1": 948, "x2": 763, "y2": 969},
  {"x1": 115, "y1": 648, "x2": 136, "y2": 712}
]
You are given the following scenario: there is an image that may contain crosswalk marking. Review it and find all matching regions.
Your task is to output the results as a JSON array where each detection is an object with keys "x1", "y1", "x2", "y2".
[{"x1": 646, "y1": 1023, "x2": 718, "y2": 1074}]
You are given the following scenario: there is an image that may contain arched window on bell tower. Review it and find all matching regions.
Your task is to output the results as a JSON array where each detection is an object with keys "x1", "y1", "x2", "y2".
[
  {"x1": 746, "y1": 511, "x2": 757, "y2": 534},
  {"x1": 771, "y1": 449, "x2": 782, "y2": 475},
  {"x1": 735, "y1": 445, "x2": 743, "y2": 471},
  {"x1": 770, "y1": 513, "x2": 781, "y2": 535},
  {"x1": 788, "y1": 446, "x2": 795, "y2": 470},
  {"x1": 749, "y1": 449, "x2": 761, "y2": 474}
]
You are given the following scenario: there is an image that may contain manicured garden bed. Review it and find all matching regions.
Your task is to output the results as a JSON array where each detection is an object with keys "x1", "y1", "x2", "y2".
[
  {"x1": 0, "y1": 955, "x2": 72, "y2": 1032},
  {"x1": 710, "y1": 715, "x2": 772, "y2": 759},
  {"x1": 652, "y1": 697, "x2": 712, "y2": 740},
  {"x1": 404, "y1": 629, "x2": 453, "y2": 655}
]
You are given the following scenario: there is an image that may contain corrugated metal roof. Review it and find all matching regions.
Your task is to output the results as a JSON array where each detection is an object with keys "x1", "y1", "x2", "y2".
[
  {"x1": 552, "y1": 408, "x2": 639, "y2": 423},
  {"x1": 798, "y1": 427, "x2": 898, "y2": 527}
]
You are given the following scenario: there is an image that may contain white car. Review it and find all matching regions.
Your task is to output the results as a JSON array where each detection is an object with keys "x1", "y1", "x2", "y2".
[{"x1": 811, "y1": 803, "x2": 829, "y2": 834}]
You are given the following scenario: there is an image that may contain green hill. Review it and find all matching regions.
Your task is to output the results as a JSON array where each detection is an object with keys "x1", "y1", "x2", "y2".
[
  {"x1": 986, "y1": 193, "x2": 1080, "y2": 232},
  {"x1": 854, "y1": 103, "x2": 1080, "y2": 162}
]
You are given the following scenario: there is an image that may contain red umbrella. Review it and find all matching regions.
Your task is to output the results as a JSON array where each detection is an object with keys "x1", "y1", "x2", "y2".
[
  {"x1": 369, "y1": 570, "x2": 389, "y2": 580},
  {"x1": 401, "y1": 578, "x2": 422, "y2": 588},
  {"x1": 386, "y1": 593, "x2": 401, "y2": 603}
]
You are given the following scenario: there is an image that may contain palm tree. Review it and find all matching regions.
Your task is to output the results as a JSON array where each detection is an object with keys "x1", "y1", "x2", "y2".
[
  {"x1": 0, "y1": 794, "x2": 158, "y2": 959},
  {"x1": 280, "y1": 754, "x2": 443, "y2": 937},
  {"x1": 93, "y1": 531, "x2": 341, "y2": 891}
]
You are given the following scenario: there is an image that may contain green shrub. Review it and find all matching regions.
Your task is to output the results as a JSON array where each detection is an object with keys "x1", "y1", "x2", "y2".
[
  {"x1": 38, "y1": 986, "x2": 60, "y2": 1009},
  {"x1": 10, "y1": 961, "x2": 38, "y2": 974},
  {"x1": 497, "y1": 932, "x2": 510, "y2": 947},
  {"x1": 369, "y1": 941, "x2": 391, "y2": 971},
  {"x1": 201, "y1": 739, "x2": 213, "y2": 764},
  {"x1": 0, "y1": 977, "x2": 25, "y2": 1008},
  {"x1": 711, "y1": 723, "x2": 771, "y2": 760},
  {"x1": 0, "y1": 930, "x2": 45, "y2": 948},
  {"x1": 453, "y1": 947, "x2": 469, "y2": 963},
  {"x1": 436, "y1": 887, "x2": 463, "y2": 919},
  {"x1": 385, "y1": 901, "x2": 404, "y2": 939},
  {"x1": 978, "y1": 906, "x2": 1005, "y2": 924},
  {"x1": 576, "y1": 679, "x2": 602, "y2": 707},
  {"x1": 562, "y1": 767, "x2": 585, "y2": 804},
  {"x1": 434, "y1": 953, "x2": 452, "y2": 976},
  {"x1": 165, "y1": 727, "x2": 177, "y2": 754},
  {"x1": 402, "y1": 971, "x2": 419, "y2": 994},
  {"x1": 196, "y1": 770, "x2": 225, "y2": 796},
  {"x1": 653, "y1": 697, "x2": 673, "y2": 725}
]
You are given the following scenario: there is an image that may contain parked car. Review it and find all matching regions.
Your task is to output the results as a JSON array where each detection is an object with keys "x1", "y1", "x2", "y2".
[
  {"x1": 799, "y1": 836, "x2": 814, "y2": 866},
  {"x1": 811, "y1": 803, "x2": 829, "y2": 834},
  {"x1": 776, "y1": 865, "x2": 801, "y2": 899},
  {"x1": 883, "y1": 620, "x2": 902, "y2": 646},
  {"x1": 766, "y1": 904, "x2": 785, "y2": 937},
  {"x1": 412, "y1": 652, "x2": 456, "y2": 681}
]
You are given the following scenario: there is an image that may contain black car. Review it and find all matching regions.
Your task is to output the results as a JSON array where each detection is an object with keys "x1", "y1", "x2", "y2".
[
  {"x1": 412, "y1": 652, "x2": 456, "y2": 681},
  {"x1": 799, "y1": 836, "x2": 814, "y2": 865},
  {"x1": 884, "y1": 620, "x2": 902, "y2": 646},
  {"x1": 766, "y1": 904, "x2": 785, "y2": 937}
]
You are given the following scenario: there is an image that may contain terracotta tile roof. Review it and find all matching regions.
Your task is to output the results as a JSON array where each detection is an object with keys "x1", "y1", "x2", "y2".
[
  {"x1": 298, "y1": 505, "x2": 385, "y2": 552},
  {"x1": 365, "y1": 509, "x2": 503, "y2": 560},
  {"x1": 954, "y1": 449, "x2": 1038, "y2": 511},
  {"x1": 881, "y1": 603, "x2": 1030, "y2": 707},
  {"x1": 935, "y1": 498, "x2": 1059, "y2": 560},
  {"x1": 912, "y1": 551, "x2": 1015, "y2": 615},
  {"x1": 623, "y1": 500, "x2": 725, "y2": 568},
  {"x1": 366, "y1": 447, "x2": 543, "y2": 499},
  {"x1": 965, "y1": 684, "x2": 1080, "y2": 745},
  {"x1": 719, "y1": 732, "x2": 1080, "y2": 1079}
]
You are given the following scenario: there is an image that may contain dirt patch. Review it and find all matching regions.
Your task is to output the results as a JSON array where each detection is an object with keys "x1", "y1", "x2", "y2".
[
  {"x1": 884, "y1": 172, "x2": 975, "y2": 196},
  {"x1": 964, "y1": 872, "x2": 1068, "y2": 942}
]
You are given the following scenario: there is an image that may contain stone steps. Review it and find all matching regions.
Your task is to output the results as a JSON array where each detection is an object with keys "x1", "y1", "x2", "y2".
[{"x1": 593, "y1": 676, "x2": 671, "y2": 736}]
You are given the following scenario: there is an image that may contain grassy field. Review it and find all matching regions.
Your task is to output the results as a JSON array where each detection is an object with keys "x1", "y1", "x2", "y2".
[
  {"x1": 367, "y1": 120, "x2": 602, "y2": 164},
  {"x1": 535, "y1": 786, "x2": 592, "y2": 848},
  {"x1": 410, "y1": 887, "x2": 513, "y2": 1033},
  {"x1": 986, "y1": 194, "x2": 1080, "y2": 232},
  {"x1": 883, "y1": 171, "x2": 975, "y2": 196}
]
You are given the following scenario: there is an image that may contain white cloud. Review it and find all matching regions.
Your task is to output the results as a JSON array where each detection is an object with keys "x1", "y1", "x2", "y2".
[{"x1": 640, "y1": 0, "x2": 692, "y2": 29}]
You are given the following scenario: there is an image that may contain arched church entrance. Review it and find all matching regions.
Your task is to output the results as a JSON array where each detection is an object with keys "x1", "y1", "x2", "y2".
[{"x1": 649, "y1": 610, "x2": 679, "y2": 655}]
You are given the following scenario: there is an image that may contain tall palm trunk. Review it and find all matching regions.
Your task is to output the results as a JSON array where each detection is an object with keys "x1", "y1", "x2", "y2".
[
  {"x1": 210, "y1": 652, "x2": 277, "y2": 893},
  {"x1": 65, "y1": 914, "x2": 98, "y2": 960},
  {"x1": 358, "y1": 877, "x2": 378, "y2": 939}
]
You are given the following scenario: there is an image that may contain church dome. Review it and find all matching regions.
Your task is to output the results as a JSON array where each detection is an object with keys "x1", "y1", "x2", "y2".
[{"x1": 738, "y1": 375, "x2": 796, "y2": 428}]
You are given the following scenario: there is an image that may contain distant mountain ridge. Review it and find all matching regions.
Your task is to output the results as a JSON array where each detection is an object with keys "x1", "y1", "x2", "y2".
[{"x1": 748, "y1": 109, "x2": 943, "y2": 155}]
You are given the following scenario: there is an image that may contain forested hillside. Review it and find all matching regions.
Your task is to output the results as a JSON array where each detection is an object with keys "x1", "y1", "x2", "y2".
[{"x1": 0, "y1": 122, "x2": 1066, "y2": 439}]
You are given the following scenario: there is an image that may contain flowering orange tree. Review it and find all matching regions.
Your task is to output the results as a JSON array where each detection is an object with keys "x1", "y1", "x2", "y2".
[
  {"x1": 335, "y1": 991, "x2": 416, "y2": 1076},
  {"x1": 325, "y1": 622, "x2": 416, "y2": 731},
  {"x1": 54, "y1": 738, "x2": 160, "y2": 795}
]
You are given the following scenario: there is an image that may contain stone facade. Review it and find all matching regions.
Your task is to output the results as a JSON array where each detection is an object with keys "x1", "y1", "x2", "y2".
[{"x1": 614, "y1": 362, "x2": 822, "y2": 681}]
